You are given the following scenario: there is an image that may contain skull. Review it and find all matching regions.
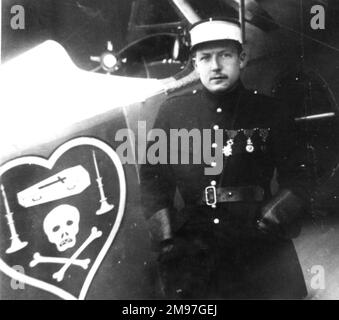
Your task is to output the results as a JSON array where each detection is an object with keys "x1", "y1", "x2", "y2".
[{"x1": 43, "y1": 204, "x2": 80, "y2": 252}]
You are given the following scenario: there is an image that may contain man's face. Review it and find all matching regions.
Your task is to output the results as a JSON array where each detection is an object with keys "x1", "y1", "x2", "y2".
[{"x1": 193, "y1": 41, "x2": 246, "y2": 94}]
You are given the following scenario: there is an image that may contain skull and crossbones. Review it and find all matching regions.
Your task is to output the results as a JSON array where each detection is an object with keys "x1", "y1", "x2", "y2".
[
  {"x1": 32, "y1": 204, "x2": 102, "y2": 282},
  {"x1": 31, "y1": 226, "x2": 102, "y2": 282}
]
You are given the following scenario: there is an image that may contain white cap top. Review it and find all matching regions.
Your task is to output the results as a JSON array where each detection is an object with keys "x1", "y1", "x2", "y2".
[{"x1": 190, "y1": 18, "x2": 242, "y2": 50}]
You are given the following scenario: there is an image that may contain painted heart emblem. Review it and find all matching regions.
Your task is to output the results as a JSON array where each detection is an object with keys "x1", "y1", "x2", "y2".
[{"x1": 0, "y1": 137, "x2": 126, "y2": 299}]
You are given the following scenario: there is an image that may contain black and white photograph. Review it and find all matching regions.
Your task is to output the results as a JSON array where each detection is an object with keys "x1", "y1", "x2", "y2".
[{"x1": 1, "y1": 0, "x2": 339, "y2": 303}]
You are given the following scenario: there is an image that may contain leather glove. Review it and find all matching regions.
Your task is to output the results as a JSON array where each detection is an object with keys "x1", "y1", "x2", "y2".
[
  {"x1": 257, "y1": 189, "x2": 306, "y2": 239},
  {"x1": 147, "y1": 208, "x2": 174, "y2": 252}
]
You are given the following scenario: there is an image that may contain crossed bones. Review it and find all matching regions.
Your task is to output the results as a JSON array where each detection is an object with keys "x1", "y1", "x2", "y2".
[{"x1": 30, "y1": 227, "x2": 102, "y2": 282}]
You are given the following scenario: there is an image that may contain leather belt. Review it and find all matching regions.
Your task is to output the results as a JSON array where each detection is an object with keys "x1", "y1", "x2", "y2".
[{"x1": 202, "y1": 185, "x2": 265, "y2": 208}]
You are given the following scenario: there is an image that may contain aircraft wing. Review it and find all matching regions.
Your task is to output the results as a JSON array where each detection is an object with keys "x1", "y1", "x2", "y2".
[{"x1": 0, "y1": 40, "x2": 165, "y2": 163}]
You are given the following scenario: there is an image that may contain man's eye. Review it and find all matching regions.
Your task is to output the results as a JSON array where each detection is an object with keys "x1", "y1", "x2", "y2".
[
  {"x1": 222, "y1": 53, "x2": 232, "y2": 58},
  {"x1": 200, "y1": 56, "x2": 209, "y2": 61}
]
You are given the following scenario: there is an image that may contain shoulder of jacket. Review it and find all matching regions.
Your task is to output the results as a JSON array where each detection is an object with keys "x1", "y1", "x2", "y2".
[
  {"x1": 163, "y1": 88, "x2": 202, "y2": 105},
  {"x1": 245, "y1": 89, "x2": 285, "y2": 108}
]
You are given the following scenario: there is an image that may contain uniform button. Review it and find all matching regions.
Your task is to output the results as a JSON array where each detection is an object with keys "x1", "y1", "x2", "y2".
[
  {"x1": 211, "y1": 162, "x2": 217, "y2": 167},
  {"x1": 228, "y1": 192, "x2": 233, "y2": 197},
  {"x1": 211, "y1": 180, "x2": 216, "y2": 186},
  {"x1": 213, "y1": 125, "x2": 219, "y2": 130},
  {"x1": 216, "y1": 107, "x2": 222, "y2": 113},
  {"x1": 212, "y1": 143, "x2": 217, "y2": 148},
  {"x1": 213, "y1": 218, "x2": 220, "y2": 224}
]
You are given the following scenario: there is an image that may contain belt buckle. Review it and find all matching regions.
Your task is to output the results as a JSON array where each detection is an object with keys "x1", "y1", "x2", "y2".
[{"x1": 205, "y1": 186, "x2": 217, "y2": 208}]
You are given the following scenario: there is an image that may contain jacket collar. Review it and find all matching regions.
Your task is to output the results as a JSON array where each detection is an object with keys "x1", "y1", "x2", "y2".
[{"x1": 201, "y1": 80, "x2": 245, "y2": 112}]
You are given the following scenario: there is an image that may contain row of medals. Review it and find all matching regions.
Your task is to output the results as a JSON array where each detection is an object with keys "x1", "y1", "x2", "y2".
[{"x1": 222, "y1": 128, "x2": 270, "y2": 157}]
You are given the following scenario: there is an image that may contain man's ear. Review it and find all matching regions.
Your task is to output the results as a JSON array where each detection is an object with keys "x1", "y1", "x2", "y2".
[
  {"x1": 192, "y1": 56, "x2": 198, "y2": 70},
  {"x1": 192, "y1": 57, "x2": 200, "y2": 77},
  {"x1": 239, "y1": 51, "x2": 247, "y2": 69}
]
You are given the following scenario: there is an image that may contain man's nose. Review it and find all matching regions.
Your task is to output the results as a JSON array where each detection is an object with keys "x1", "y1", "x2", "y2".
[{"x1": 210, "y1": 56, "x2": 221, "y2": 71}]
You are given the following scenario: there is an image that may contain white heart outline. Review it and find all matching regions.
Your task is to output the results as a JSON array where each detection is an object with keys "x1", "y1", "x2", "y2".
[{"x1": 0, "y1": 137, "x2": 126, "y2": 300}]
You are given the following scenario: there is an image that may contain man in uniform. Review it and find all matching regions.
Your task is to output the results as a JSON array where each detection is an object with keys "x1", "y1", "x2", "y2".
[{"x1": 140, "y1": 18, "x2": 312, "y2": 299}]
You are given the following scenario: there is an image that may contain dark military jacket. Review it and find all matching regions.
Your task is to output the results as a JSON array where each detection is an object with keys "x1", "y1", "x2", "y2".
[{"x1": 140, "y1": 81, "x2": 311, "y2": 220}]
